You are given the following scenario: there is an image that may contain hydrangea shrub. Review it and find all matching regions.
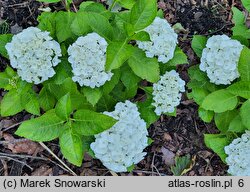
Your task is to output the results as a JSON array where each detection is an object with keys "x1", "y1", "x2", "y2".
[
  {"x1": 0, "y1": 0, "x2": 187, "y2": 172},
  {"x1": 189, "y1": 2, "x2": 250, "y2": 176}
]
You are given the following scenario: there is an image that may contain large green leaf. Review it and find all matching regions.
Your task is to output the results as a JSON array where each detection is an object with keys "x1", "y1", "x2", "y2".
[
  {"x1": 129, "y1": 0, "x2": 157, "y2": 31},
  {"x1": 120, "y1": 65, "x2": 141, "y2": 91},
  {"x1": 21, "y1": 91, "x2": 40, "y2": 116},
  {"x1": 0, "y1": 34, "x2": 13, "y2": 58},
  {"x1": 55, "y1": 11, "x2": 76, "y2": 42},
  {"x1": 202, "y1": 89, "x2": 238, "y2": 113},
  {"x1": 242, "y1": 0, "x2": 250, "y2": 12},
  {"x1": 167, "y1": 46, "x2": 188, "y2": 66},
  {"x1": 37, "y1": 12, "x2": 57, "y2": 38},
  {"x1": 59, "y1": 124, "x2": 83, "y2": 166},
  {"x1": 39, "y1": 87, "x2": 56, "y2": 111},
  {"x1": 191, "y1": 35, "x2": 207, "y2": 58},
  {"x1": 240, "y1": 99, "x2": 250, "y2": 129},
  {"x1": 72, "y1": 109, "x2": 117, "y2": 136},
  {"x1": 227, "y1": 81, "x2": 250, "y2": 99},
  {"x1": 105, "y1": 41, "x2": 134, "y2": 71},
  {"x1": 198, "y1": 107, "x2": 214, "y2": 123},
  {"x1": 70, "y1": 12, "x2": 91, "y2": 36},
  {"x1": 238, "y1": 47, "x2": 250, "y2": 81},
  {"x1": 55, "y1": 93, "x2": 72, "y2": 121},
  {"x1": 15, "y1": 110, "x2": 64, "y2": 141},
  {"x1": 82, "y1": 87, "x2": 102, "y2": 107},
  {"x1": 0, "y1": 89, "x2": 24, "y2": 117},
  {"x1": 204, "y1": 134, "x2": 231, "y2": 163},
  {"x1": 101, "y1": 69, "x2": 121, "y2": 95},
  {"x1": 0, "y1": 66, "x2": 16, "y2": 90},
  {"x1": 228, "y1": 114, "x2": 247, "y2": 133},
  {"x1": 117, "y1": 0, "x2": 136, "y2": 9},
  {"x1": 128, "y1": 48, "x2": 160, "y2": 83},
  {"x1": 214, "y1": 110, "x2": 238, "y2": 133}
]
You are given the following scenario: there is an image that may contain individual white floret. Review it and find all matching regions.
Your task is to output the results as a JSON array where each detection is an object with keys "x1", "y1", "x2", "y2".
[
  {"x1": 5, "y1": 27, "x2": 61, "y2": 84},
  {"x1": 67, "y1": 33, "x2": 113, "y2": 88},
  {"x1": 224, "y1": 132, "x2": 250, "y2": 176},
  {"x1": 200, "y1": 35, "x2": 243, "y2": 85},
  {"x1": 90, "y1": 100, "x2": 148, "y2": 172},
  {"x1": 152, "y1": 70, "x2": 185, "y2": 115},
  {"x1": 137, "y1": 17, "x2": 178, "y2": 63}
]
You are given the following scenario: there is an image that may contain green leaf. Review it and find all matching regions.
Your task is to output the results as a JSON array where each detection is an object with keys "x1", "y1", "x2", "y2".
[
  {"x1": 55, "y1": 11, "x2": 76, "y2": 42},
  {"x1": 0, "y1": 34, "x2": 13, "y2": 58},
  {"x1": 59, "y1": 124, "x2": 83, "y2": 166},
  {"x1": 202, "y1": 89, "x2": 238, "y2": 113},
  {"x1": 0, "y1": 66, "x2": 16, "y2": 90},
  {"x1": 191, "y1": 35, "x2": 207, "y2": 57},
  {"x1": 238, "y1": 47, "x2": 250, "y2": 81},
  {"x1": 0, "y1": 89, "x2": 24, "y2": 117},
  {"x1": 188, "y1": 87, "x2": 209, "y2": 105},
  {"x1": 242, "y1": 0, "x2": 250, "y2": 12},
  {"x1": 204, "y1": 134, "x2": 231, "y2": 162},
  {"x1": 73, "y1": 110, "x2": 117, "y2": 136},
  {"x1": 85, "y1": 13, "x2": 114, "y2": 41},
  {"x1": 170, "y1": 155, "x2": 192, "y2": 176},
  {"x1": 131, "y1": 31, "x2": 150, "y2": 41},
  {"x1": 227, "y1": 81, "x2": 250, "y2": 99},
  {"x1": 138, "y1": 101, "x2": 158, "y2": 127},
  {"x1": 39, "y1": 87, "x2": 56, "y2": 111},
  {"x1": 106, "y1": 41, "x2": 134, "y2": 71},
  {"x1": 37, "y1": 12, "x2": 57, "y2": 38},
  {"x1": 15, "y1": 110, "x2": 64, "y2": 142},
  {"x1": 117, "y1": 0, "x2": 136, "y2": 9},
  {"x1": 82, "y1": 87, "x2": 102, "y2": 106},
  {"x1": 198, "y1": 107, "x2": 214, "y2": 123},
  {"x1": 167, "y1": 46, "x2": 188, "y2": 66},
  {"x1": 79, "y1": 2, "x2": 111, "y2": 18},
  {"x1": 96, "y1": 94, "x2": 117, "y2": 112},
  {"x1": 70, "y1": 12, "x2": 91, "y2": 36},
  {"x1": 214, "y1": 110, "x2": 238, "y2": 133},
  {"x1": 228, "y1": 114, "x2": 247, "y2": 133},
  {"x1": 55, "y1": 93, "x2": 72, "y2": 120},
  {"x1": 128, "y1": 48, "x2": 160, "y2": 83},
  {"x1": 240, "y1": 99, "x2": 250, "y2": 129},
  {"x1": 130, "y1": 0, "x2": 157, "y2": 31},
  {"x1": 102, "y1": 69, "x2": 121, "y2": 95},
  {"x1": 120, "y1": 65, "x2": 141, "y2": 91},
  {"x1": 21, "y1": 91, "x2": 40, "y2": 116}
]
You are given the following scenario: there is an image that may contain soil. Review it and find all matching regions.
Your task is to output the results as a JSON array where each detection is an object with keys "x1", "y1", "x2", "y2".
[{"x1": 0, "y1": 0, "x2": 243, "y2": 176}]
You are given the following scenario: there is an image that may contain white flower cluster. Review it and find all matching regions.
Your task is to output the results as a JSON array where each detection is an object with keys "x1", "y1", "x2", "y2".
[
  {"x1": 5, "y1": 27, "x2": 61, "y2": 84},
  {"x1": 68, "y1": 33, "x2": 113, "y2": 88},
  {"x1": 224, "y1": 132, "x2": 250, "y2": 176},
  {"x1": 200, "y1": 35, "x2": 243, "y2": 85},
  {"x1": 152, "y1": 70, "x2": 185, "y2": 115},
  {"x1": 90, "y1": 100, "x2": 148, "y2": 172},
  {"x1": 137, "y1": 17, "x2": 178, "y2": 63}
]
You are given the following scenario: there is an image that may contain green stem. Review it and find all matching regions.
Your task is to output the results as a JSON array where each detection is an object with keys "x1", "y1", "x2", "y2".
[
  {"x1": 64, "y1": 0, "x2": 70, "y2": 11},
  {"x1": 108, "y1": 0, "x2": 118, "y2": 11}
]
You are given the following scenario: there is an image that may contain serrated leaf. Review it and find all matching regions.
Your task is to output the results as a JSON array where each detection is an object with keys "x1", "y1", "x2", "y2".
[
  {"x1": 106, "y1": 41, "x2": 134, "y2": 70},
  {"x1": 202, "y1": 89, "x2": 238, "y2": 113},
  {"x1": 214, "y1": 110, "x2": 238, "y2": 133},
  {"x1": 70, "y1": 12, "x2": 91, "y2": 36},
  {"x1": 38, "y1": 12, "x2": 57, "y2": 38},
  {"x1": 82, "y1": 87, "x2": 102, "y2": 106},
  {"x1": 204, "y1": 134, "x2": 231, "y2": 162},
  {"x1": 131, "y1": 31, "x2": 150, "y2": 41},
  {"x1": 240, "y1": 99, "x2": 250, "y2": 129},
  {"x1": 102, "y1": 69, "x2": 121, "y2": 95},
  {"x1": 238, "y1": 47, "x2": 250, "y2": 81},
  {"x1": 59, "y1": 124, "x2": 83, "y2": 166},
  {"x1": 117, "y1": 0, "x2": 136, "y2": 9},
  {"x1": 39, "y1": 87, "x2": 56, "y2": 111},
  {"x1": 21, "y1": 91, "x2": 40, "y2": 116},
  {"x1": 0, "y1": 34, "x2": 13, "y2": 58},
  {"x1": 227, "y1": 81, "x2": 250, "y2": 99},
  {"x1": 15, "y1": 110, "x2": 64, "y2": 142},
  {"x1": 96, "y1": 94, "x2": 117, "y2": 112},
  {"x1": 72, "y1": 109, "x2": 117, "y2": 136},
  {"x1": 55, "y1": 11, "x2": 76, "y2": 42},
  {"x1": 228, "y1": 114, "x2": 247, "y2": 133},
  {"x1": 0, "y1": 89, "x2": 24, "y2": 117},
  {"x1": 191, "y1": 35, "x2": 207, "y2": 57},
  {"x1": 130, "y1": 0, "x2": 157, "y2": 31},
  {"x1": 55, "y1": 93, "x2": 72, "y2": 120},
  {"x1": 170, "y1": 155, "x2": 192, "y2": 176},
  {"x1": 242, "y1": 0, "x2": 250, "y2": 12},
  {"x1": 198, "y1": 107, "x2": 214, "y2": 123},
  {"x1": 120, "y1": 65, "x2": 141, "y2": 91},
  {"x1": 167, "y1": 46, "x2": 188, "y2": 66},
  {"x1": 188, "y1": 87, "x2": 209, "y2": 105},
  {"x1": 128, "y1": 48, "x2": 160, "y2": 83}
]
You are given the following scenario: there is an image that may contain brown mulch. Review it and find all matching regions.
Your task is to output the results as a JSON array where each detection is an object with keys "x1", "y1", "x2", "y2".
[{"x1": 0, "y1": 0, "x2": 243, "y2": 176}]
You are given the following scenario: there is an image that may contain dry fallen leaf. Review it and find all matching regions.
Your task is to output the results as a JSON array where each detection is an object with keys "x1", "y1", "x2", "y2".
[
  {"x1": 31, "y1": 165, "x2": 52, "y2": 176},
  {"x1": 161, "y1": 147, "x2": 175, "y2": 166},
  {"x1": 2, "y1": 133, "x2": 43, "y2": 155}
]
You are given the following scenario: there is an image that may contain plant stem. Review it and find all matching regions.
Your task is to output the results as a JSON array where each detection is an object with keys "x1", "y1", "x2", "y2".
[{"x1": 108, "y1": 0, "x2": 118, "y2": 11}]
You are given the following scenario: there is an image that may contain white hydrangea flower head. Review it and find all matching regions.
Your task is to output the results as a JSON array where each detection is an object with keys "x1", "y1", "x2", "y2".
[
  {"x1": 224, "y1": 132, "x2": 250, "y2": 176},
  {"x1": 5, "y1": 27, "x2": 61, "y2": 84},
  {"x1": 67, "y1": 33, "x2": 113, "y2": 88},
  {"x1": 90, "y1": 100, "x2": 148, "y2": 172},
  {"x1": 152, "y1": 70, "x2": 185, "y2": 115},
  {"x1": 200, "y1": 35, "x2": 243, "y2": 85},
  {"x1": 137, "y1": 17, "x2": 178, "y2": 63}
]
